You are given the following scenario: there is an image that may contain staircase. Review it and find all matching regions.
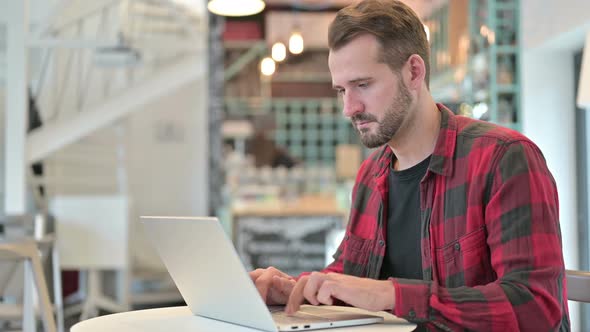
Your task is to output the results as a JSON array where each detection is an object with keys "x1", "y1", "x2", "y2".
[{"x1": 1, "y1": 0, "x2": 208, "y2": 315}]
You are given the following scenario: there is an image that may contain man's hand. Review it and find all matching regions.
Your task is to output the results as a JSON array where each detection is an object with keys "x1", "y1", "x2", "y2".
[
  {"x1": 285, "y1": 272, "x2": 395, "y2": 314},
  {"x1": 249, "y1": 267, "x2": 296, "y2": 305}
]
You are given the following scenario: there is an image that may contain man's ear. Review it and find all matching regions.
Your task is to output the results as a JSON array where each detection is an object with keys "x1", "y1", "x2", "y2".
[{"x1": 404, "y1": 54, "x2": 426, "y2": 91}]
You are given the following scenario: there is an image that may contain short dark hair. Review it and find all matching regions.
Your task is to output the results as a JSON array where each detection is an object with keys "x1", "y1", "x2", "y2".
[{"x1": 328, "y1": 0, "x2": 430, "y2": 87}]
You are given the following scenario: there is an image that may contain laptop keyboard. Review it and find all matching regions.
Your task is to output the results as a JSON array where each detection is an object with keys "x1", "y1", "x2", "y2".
[
  {"x1": 268, "y1": 306, "x2": 285, "y2": 313},
  {"x1": 270, "y1": 306, "x2": 340, "y2": 323}
]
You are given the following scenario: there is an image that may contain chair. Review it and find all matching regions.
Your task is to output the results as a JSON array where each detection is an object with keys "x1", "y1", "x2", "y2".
[
  {"x1": 51, "y1": 195, "x2": 130, "y2": 321},
  {"x1": 565, "y1": 269, "x2": 590, "y2": 302},
  {"x1": 0, "y1": 214, "x2": 64, "y2": 332},
  {"x1": 0, "y1": 239, "x2": 57, "y2": 332}
]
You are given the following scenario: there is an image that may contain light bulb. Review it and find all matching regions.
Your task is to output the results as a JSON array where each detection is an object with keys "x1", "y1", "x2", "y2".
[
  {"x1": 288, "y1": 32, "x2": 304, "y2": 55},
  {"x1": 260, "y1": 57, "x2": 276, "y2": 76},
  {"x1": 207, "y1": 0, "x2": 265, "y2": 17},
  {"x1": 271, "y1": 42, "x2": 286, "y2": 62}
]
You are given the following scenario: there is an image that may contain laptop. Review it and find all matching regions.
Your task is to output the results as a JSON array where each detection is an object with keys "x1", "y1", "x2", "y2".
[{"x1": 141, "y1": 216, "x2": 384, "y2": 332}]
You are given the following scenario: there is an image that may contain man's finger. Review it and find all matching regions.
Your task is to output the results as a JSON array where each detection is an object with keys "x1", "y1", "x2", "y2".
[
  {"x1": 302, "y1": 273, "x2": 325, "y2": 306},
  {"x1": 250, "y1": 268, "x2": 265, "y2": 282},
  {"x1": 272, "y1": 275, "x2": 295, "y2": 296},
  {"x1": 266, "y1": 276, "x2": 295, "y2": 305},
  {"x1": 254, "y1": 271, "x2": 276, "y2": 302},
  {"x1": 316, "y1": 280, "x2": 338, "y2": 305},
  {"x1": 267, "y1": 266, "x2": 292, "y2": 279},
  {"x1": 285, "y1": 276, "x2": 308, "y2": 314},
  {"x1": 267, "y1": 287, "x2": 285, "y2": 305}
]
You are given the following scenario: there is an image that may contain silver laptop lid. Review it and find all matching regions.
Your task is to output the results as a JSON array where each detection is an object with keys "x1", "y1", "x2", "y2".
[{"x1": 141, "y1": 216, "x2": 277, "y2": 332}]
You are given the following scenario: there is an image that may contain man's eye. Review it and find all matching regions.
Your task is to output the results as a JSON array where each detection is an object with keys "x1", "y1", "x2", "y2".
[
  {"x1": 358, "y1": 82, "x2": 368, "y2": 88},
  {"x1": 337, "y1": 89, "x2": 345, "y2": 95}
]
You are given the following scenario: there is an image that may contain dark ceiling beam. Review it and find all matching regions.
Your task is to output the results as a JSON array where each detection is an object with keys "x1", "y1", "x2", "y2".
[{"x1": 264, "y1": 4, "x2": 343, "y2": 12}]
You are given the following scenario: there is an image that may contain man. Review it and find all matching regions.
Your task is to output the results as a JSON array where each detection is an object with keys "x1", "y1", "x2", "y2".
[{"x1": 250, "y1": 0, "x2": 570, "y2": 330}]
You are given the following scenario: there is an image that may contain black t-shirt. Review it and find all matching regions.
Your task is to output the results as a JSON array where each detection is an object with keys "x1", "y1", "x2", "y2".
[{"x1": 379, "y1": 155, "x2": 430, "y2": 280}]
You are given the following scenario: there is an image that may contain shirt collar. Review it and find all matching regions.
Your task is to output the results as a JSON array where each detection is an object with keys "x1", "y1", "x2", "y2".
[
  {"x1": 375, "y1": 103, "x2": 457, "y2": 178},
  {"x1": 429, "y1": 103, "x2": 457, "y2": 177}
]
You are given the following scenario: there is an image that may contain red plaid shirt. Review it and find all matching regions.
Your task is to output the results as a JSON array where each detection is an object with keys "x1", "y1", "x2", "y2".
[{"x1": 322, "y1": 105, "x2": 569, "y2": 331}]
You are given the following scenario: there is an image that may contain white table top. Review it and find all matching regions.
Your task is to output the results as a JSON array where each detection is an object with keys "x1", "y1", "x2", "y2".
[{"x1": 71, "y1": 306, "x2": 416, "y2": 332}]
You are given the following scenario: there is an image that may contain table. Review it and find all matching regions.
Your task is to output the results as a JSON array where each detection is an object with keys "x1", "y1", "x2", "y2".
[{"x1": 71, "y1": 306, "x2": 417, "y2": 332}]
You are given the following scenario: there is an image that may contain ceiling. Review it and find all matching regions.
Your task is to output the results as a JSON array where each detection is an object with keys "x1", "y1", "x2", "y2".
[
  {"x1": 263, "y1": 0, "x2": 447, "y2": 49},
  {"x1": 263, "y1": 0, "x2": 448, "y2": 18}
]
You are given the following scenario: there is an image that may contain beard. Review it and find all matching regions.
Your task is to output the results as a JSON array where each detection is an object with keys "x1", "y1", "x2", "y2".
[{"x1": 351, "y1": 81, "x2": 413, "y2": 148}]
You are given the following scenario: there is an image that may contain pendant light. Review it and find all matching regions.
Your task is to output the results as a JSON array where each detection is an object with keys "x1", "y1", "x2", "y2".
[
  {"x1": 288, "y1": 31, "x2": 304, "y2": 55},
  {"x1": 260, "y1": 57, "x2": 276, "y2": 76},
  {"x1": 207, "y1": 0, "x2": 265, "y2": 17},
  {"x1": 271, "y1": 42, "x2": 287, "y2": 62}
]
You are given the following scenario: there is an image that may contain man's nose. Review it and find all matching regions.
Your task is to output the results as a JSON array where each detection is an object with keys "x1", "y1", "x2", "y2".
[{"x1": 342, "y1": 92, "x2": 364, "y2": 118}]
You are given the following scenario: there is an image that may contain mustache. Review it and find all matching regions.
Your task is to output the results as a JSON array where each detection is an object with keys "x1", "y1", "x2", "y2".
[{"x1": 351, "y1": 113, "x2": 377, "y2": 123}]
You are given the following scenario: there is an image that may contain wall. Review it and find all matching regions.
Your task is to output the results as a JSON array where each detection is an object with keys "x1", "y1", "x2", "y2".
[
  {"x1": 522, "y1": 53, "x2": 579, "y2": 329},
  {"x1": 521, "y1": 1, "x2": 590, "y2": 330},
  {"x1": 522, "y1": 0, "x2": 590, "y2": 51},
  {"x1": 126, "y1": 80, "x2": 208, "y2": 269}
]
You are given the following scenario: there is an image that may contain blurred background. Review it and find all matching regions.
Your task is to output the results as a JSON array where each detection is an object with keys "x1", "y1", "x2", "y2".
[{"x1": 0, "y1": 0, "x2": 589, "y2": 331}]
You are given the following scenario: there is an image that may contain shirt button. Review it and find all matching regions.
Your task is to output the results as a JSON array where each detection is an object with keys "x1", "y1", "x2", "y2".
[
  {"x1": 454, "y1": 243, "x2": 461, "y2": 251},
  {"x1": 379, "y1": 240, "x2": 385, "y2": 247},
  {"x1": 345, "y1": 235, "x2": 349, "y2": 240},
  {"x1": 409, "y1": 309, "x2": 416, "y2": 318}
]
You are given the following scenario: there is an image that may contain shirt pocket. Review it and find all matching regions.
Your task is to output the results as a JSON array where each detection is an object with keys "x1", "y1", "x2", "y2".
[
  {"x1": 342, "y1": 232, "x2": 375, "y2": 277},
  {"x1": 434, "y1": 227, "x2": 494, "y2": 288}
]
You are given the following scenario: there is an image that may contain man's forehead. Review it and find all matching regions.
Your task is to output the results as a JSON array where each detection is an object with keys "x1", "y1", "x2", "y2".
[
  {"x1": 329, "y1": 37, "x2": 380, "y2": 61},
  {"x1": 328, "y1": 47, "x2": 379, "y2": 72}
]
